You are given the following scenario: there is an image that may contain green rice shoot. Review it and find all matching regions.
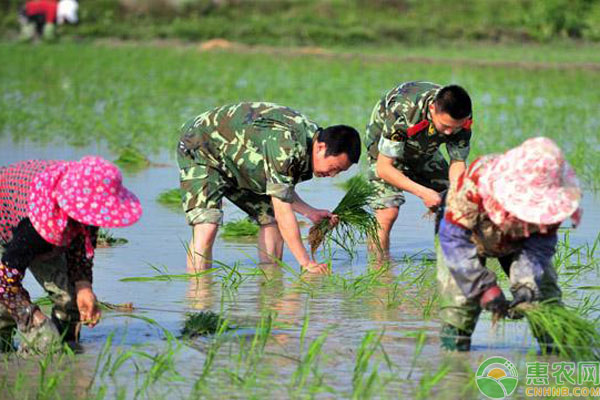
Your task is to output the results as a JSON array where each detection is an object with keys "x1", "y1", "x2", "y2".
[
  {"x1": 516, "y1": 302, "x2": 600, "y2": 360},
  {"x1": 221, "y1": 218, "x2": 260, "y2": 239},
  {"x1": 308, "y1": 175, "x2": 380, "y2": 258}
]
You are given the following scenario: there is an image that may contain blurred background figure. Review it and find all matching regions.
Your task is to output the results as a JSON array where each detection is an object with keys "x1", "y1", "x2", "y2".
[{"x1": 19, "y1": 0, "x2": 78, "y2": 42}]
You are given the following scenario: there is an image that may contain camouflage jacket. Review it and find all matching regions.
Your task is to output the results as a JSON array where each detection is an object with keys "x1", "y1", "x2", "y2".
[
  {"x1": 177, "y1": 102, "x2": 317, "y2": 203},
  {"x1": 366, "y1": 81, "x2": 472, "y2": 168}
]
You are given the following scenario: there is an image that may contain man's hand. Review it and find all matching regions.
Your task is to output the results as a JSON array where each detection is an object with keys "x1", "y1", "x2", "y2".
[
  {"x1": 421, "y1": 188, "x2": 442, "y2": 210},
  {"x1": 75, "y1": 281, "x2": 101, "y2": 327},
  {"x1": 302, "y1": 261, "x2": 330, "y2": 274},
  {"x1": 307, "y1": 209, "x2": 338, "y2": 226}
]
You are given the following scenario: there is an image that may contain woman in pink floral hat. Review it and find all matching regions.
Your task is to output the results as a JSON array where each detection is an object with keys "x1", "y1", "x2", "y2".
[
  {"x1": 0, "y1": 156, "x2": 142, "y2": 353},
  {"x1": 436, "y1": 137, "x2": 582, "y2": 352}
]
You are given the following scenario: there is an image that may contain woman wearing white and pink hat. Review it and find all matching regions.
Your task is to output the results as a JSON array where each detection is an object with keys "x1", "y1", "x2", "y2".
[
  {"x1": 436, "y1": 137, "x2": 582, "y2": 352},
  {"x1": 0, "y1": 156, "x2": 142, "y2": 353}
]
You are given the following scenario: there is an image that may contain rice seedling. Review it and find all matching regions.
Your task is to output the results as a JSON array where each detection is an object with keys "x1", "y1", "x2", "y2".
[
  {"x1": 352, "y1": 330, "x2": 385, "y2": 399},
  {"x1": 514, "y1": 301, "x2": 600, "y2": 360},
  {"x1": 113, "y1": 146, "x2": 151, "y2": 171},
  {"x1": 221, "y1": 218, "x2": 259, "y2": 239},
  {"x1": 406, "y1": 330, "x2": 427, "y2": 379},
  {"x1": 289, "y1": 304, "x2": 332, "y2": 396},
  {"x1": 97, "y1": 228, "x2": 128, "y2": 247},
  {"x1": 241, "y1": 312, "x2": 275, "y2": 372},
  {"x1": 334, "y1": 267, "x2": 390, "y2": 298},
  {"x1": 181, "y1": 311, "x2": 228, "y2": 338},
  {"x1": 120, "y1": 267, "x2": 217, "y2": 282},
  {"x1": 415, "y1": 363, "x2": 452, "y2": 400},
  {"x1": 156, "y1": 188, "x2": 181, "y2": 209},
  {"x1": 197, "y1": 319, "x2": 232, "y2": 383},
  {"x1": 575, "y1": 293, "x2": 600, "y2": 316},
  {"x1": 291, "y1": 330, "x2": 330, "y2": 396},
  {"x1": 308, "y1": 176, "x2": 380, "y2": 259},
  {"x1": 37, "y1": 346, "x2": 76, "y2": 397},
  {"x1": 384, "y1": 282, "x2": 407, "y2": 309},
  {"x1": 214, "y1": 260, "x2": 247, "y2": 293},
  {"x1": 93, "y1": 316, "x2": 183, "y2": 398}
]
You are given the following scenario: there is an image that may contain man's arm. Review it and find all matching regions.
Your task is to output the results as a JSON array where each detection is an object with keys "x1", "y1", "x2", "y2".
[
  {"x1": 448, "y1": 160, "x2": 466, "y2": 187},
  {"x1": 446, "y1": 128, "x2": 471, "y2": 186},
  {"x1": 271, "y1": 197, "x2": 329, "y2": 273},
  {"x1": 65, "y1": 229, "x2": 101, "y2": 327},
  {"x1": 290, "y1": 190, "x2": 335, "y2": 225},
  {"x1": 376, "y1": 153, "x2": 441, "y2": 208}
]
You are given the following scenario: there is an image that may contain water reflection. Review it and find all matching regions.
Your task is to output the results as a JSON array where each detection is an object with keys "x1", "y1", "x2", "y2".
[{"x1": 186, "y1": 275, "x2": 216, "y2": 311}]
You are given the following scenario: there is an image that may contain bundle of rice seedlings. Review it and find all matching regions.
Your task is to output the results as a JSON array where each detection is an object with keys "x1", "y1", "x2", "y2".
[
  {"x1": 515, "y1": 302, "x2": 600, "y2": 360},
  {"x1": 337, "y1": 174, "x2": 367, "y2": 192},
  {"x1": 156, "y1": 188, "x2": 182, "y2": 208},
  {"x1": 181, "y1": 311, "x2": 228, "y2": 338},
  {"x1": 114, "y1": 146, "x2": 151, "y2": 170},
  {"x1": 97, "y1": 228, "x2": 128, "y2": 247},
  {"x1": 221, "y1": 218, "x2": 259, "y2": 239},
  {"x1": 308, "y1": 176, "x2": 380, "y2": 258}
]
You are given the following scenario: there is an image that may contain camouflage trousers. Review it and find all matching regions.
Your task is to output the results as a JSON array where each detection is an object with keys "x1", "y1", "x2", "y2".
[
  {"x1": 367, "y1": 151, "x2": 449, "y2": 209},
  {"x1": 0, "y1": 248, "x2": 79, "y2": 337},
  {"x1": 435, "y1": 241, "x2": 562, "y2": 334},
  {"x1": 178, "y1": 153, "x2": 276, "y2": 226}
]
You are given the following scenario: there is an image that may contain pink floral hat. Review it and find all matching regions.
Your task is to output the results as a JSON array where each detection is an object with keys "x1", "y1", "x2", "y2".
[
  {"x1": 478, "y1": 137, "x2": 582, "y2": 227},
  {"x1": 28, "y1": 156, "x2": 142, "y2": 249}
]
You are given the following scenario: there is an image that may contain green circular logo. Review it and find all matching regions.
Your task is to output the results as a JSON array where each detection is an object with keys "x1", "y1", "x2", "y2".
[{"x1": 475, "y1": 356, "x2": 519, "y2": 399}]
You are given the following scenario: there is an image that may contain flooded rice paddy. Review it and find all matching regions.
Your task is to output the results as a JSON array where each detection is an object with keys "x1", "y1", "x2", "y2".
[
  {"x1": 1, "y1": 42, "x2": 600, "y2": 399},
  {"x1": 0, "y1": 138, "x2": 598, "y2": 399}
]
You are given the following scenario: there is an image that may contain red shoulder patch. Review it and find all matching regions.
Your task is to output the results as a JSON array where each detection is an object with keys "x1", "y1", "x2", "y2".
[
  {"x1": 462, "y1": 118, "x2": 473, "y2": 130},
  {"x1": 406, "y1": 120, "x2": 429, "y2": 137}
]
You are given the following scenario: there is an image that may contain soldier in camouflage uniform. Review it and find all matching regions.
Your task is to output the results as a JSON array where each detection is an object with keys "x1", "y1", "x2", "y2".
[
  {"x1": 177, "y1": 102, "x2": 361, "y2": 274},
  {"x1": 437, "y1": 137, "x2": 582, "y2": 351},
  {"x1": 365, "y1": 81, "x2": 473, "y2": 256}
]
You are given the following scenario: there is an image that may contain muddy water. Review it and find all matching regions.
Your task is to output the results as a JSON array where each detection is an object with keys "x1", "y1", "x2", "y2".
[{"x1": 1, "y1": 137, "x2": 599, "y2": 398}]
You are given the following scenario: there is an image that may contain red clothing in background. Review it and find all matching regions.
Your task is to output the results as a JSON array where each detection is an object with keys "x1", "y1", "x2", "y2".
[{"x1": 25, "y1": 1, "x2": 58, "y2": 24}]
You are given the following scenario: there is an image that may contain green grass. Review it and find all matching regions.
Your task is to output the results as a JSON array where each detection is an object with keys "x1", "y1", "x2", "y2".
[
  {"x1": 3, "y1": 0, "x2": 600, "y2": 45},
  {"x1": 1, "y1": 42, "x2": 599, "y2": 187}
]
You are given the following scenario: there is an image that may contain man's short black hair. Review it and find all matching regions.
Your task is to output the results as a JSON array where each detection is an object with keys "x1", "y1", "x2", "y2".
[
  {"x1": 434, "y1": 85, "x2": 472, "y2": 120},
  {"x1": 316, "y1": 125, "x2": 361, "y2": 164}
]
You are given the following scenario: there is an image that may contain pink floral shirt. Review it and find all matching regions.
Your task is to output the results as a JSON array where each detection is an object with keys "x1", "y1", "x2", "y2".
[
  {"x1": 444, "y1": 156, "x2": 557, "y2": 257},
  {"x1": 0, "y1": 160, "x2": 97, "y2": 326}
]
